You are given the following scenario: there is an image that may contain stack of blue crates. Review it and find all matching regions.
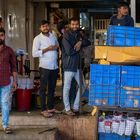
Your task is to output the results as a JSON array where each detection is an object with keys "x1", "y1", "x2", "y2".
[
  {"x1": 89, "y1": 64, "x2": 140, "y2": 108},
  {"x1": 89, "y1": 64, "x2": 120, "y2": 106},
  {"x1": 120, "y1": 66, "x2": 140, "y2": 108},
  {"x1": 98, "y1": 133, "x2": 131, "y2": 140},
  {"x1": 106, "y1": 25, "x2": 140, "y2": 46}
]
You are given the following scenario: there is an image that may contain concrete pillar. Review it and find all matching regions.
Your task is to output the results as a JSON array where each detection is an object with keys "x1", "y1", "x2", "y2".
[
  {"x1": 26, "y1": 0, "x2": 35, "y2": 71},
  {"x1": 130, "y1": 0, "x2": 136, "y2": 24}
]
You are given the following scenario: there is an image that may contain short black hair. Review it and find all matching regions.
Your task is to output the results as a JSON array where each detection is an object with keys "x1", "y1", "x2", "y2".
[
  {"x1": 57, "y1": 20, "x2": 68, "y2": 33},
  {"x1": 117, "y1": 1, "x2": 129, "y2": 8},
  {"x1": 40, "y1": 20, "x2": 49, "y2": 26},
  {"x1": 0, "y1": 28, "x2": 5, "y2": 34},
  {"x1": 0, "y1": 39, "x2": 4, "y2": 45},
  {"x1": 69, "y1": 17, "x2": 79, "y2": 24}
]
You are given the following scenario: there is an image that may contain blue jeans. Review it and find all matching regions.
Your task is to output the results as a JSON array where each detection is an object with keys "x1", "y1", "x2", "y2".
[
  {"x1": 0, "y1": 77, "x2": 13, "y2": 110},
  {"x1": 0, "y1": 84, "x2": 11, "y2": 129},
  {"x1": 63, "y1": 70, "x2": 80, "y2": 111}
]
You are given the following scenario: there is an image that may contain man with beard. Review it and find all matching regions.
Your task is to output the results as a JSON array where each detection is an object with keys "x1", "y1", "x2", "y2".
[
  {"x1": 110, "y1": 1, "x2": 134, "y2": 26},
  {"x1": 62, "y1": 17, "x2": 91, "y2": 115},
  {"x1": 32, "y1": 20, "x2": 59, "y2": 118},
  {"x1": 0, "y1": 28, "x2": 17, "y2": 134}
]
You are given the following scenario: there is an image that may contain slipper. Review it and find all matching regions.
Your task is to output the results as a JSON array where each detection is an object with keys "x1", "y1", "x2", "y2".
[
  {"x1": 3, "y1": 127, "x2": 13, "y2": 134},
  {"x1": 40, "y1": 111, "x2": 53, "y2": 118},
  {"x1": 72, "y1": 109, "x2": 79, "y2": 114},
  {"x1": 48, "y1": 109, "x2": 62, "y2": 114},
  {"x1": 63, "y1": 110, "x2": 75, "y2": 116}
]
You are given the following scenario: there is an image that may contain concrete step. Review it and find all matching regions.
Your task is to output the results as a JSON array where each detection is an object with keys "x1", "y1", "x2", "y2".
[
  {"x1": 0, "y1": 127, "x2": 58, "y2": 140},
  {"x1": 0, "y1": 111, "x2": 96, "y2": 140}
]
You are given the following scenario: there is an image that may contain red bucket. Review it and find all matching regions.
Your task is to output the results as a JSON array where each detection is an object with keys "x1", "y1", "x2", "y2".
[{"x1": 16, "y1": 89, "x2": 32, "y2": 111}]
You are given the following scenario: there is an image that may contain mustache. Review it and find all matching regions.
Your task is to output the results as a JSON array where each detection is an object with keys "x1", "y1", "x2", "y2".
[{"x1": 41, "y1": 31, "x2": 49, "y2": 35}]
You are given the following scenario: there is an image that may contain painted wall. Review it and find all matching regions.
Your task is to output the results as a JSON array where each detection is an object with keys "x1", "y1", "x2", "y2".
[{"x1": 1, "y1": 0, "x2": 26, "y2": 51}]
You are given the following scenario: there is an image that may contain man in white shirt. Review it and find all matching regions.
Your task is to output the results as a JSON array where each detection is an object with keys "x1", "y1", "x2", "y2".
[{"x1": 32, "y1": 20, "x2": 59, "y2": 117}]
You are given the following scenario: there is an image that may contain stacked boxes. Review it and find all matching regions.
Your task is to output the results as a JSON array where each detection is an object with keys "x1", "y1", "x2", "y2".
[
  {"x1": 89, "y1": 64, "x2": 140, "y2": 108},
  {"x1": 89, "y1": 64, "x2": 120, "y2": 106},
  {"x1": 106, "y1": 25, "x2": 140, "y2": 46}
]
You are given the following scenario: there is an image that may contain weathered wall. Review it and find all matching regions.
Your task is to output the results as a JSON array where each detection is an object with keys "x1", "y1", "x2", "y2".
[{"x1": 5, "y1": 0, "x2": 26, "y2": 51}]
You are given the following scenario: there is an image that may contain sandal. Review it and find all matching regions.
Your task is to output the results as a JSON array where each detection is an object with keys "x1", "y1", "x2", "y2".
[
  {"x1": 48, "y1": 109, "x2": 61, "y2": 114},
  {"x1": 40, "y1": 111, "x2": 53, "y2": 118},
  {"x1": 3, "y1": 127, "x2": 13, "y2": 134},
  {"x1": 63, "y1": 110, "x2": 75, "y2": 116},
  {"x1": 72, "y1": 109, "x2": 80, "y2": 114}
]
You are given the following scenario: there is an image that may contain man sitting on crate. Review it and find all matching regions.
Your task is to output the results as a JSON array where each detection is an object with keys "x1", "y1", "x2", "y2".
[{"x1": 110, "y1": 1, "x2": 134, "y2": 26}]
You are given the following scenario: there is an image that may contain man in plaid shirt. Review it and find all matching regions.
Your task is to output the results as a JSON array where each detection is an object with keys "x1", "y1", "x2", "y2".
[{"x1": 0, "y1": 28, "x2": 17, "y2": 134}]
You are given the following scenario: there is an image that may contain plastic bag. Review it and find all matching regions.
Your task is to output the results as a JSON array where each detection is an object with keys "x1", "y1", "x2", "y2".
[
  {"x1": 136, "y1": 120, "x2": 140, "y2": 136},
  {"x1": 104, "y1": 120, "x2": 112, "y2": 133},
  {"x1": 125, "y1": 119, "x2": 135, "y2": 136},
  {"x1": 112, "y1": 120, "x2": 120, "y2": 134},
  {"x1": 117, "y1": 120, "x2": 126, "y2": 136},
  {"x1": 98, "y1": 120, "x2": 105, "y2": 133}
]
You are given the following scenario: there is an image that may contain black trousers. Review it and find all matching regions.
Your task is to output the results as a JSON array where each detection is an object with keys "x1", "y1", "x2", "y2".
[{"x1": 39, "y1": 68, "x2": 58, "y2": 111}]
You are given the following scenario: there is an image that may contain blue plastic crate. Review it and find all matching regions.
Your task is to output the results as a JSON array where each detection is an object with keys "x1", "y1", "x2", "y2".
[
  {"x1": 121, "y1": 66, "x2": 140, "y2": 87},
  {"x1": 118, "y1": 135, "x2": 131, "y2": 140},
  {"x1": 136, "y1": 136, "x2": 140, "y2": 140},
  {"x1": 106, "y1": 25, "x2": 140, "y2": 46},
  {"x1": 88, "y1": 85, "x2": 120, "y2": 106},
  {"x1": 98, "y1": 133, "x2": 116, "y2": 140},
  {"x1": 120, "y1": 88, "x2": 140, "y2": 108},
  {"x1": 90, "y1": 64, "x2": 121, "y2": 85},
  {"x1": 98, "y1": 133, "x2": 131, "y2": 140}
]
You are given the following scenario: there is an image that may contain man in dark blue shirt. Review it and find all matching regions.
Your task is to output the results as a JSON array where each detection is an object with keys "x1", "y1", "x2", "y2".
[
  {"x1": 110, "y1": 1, "x2": 134, "y2": 26},
  {"x1": 62, "y1": 17, "x2": 91, "y2": 115}
]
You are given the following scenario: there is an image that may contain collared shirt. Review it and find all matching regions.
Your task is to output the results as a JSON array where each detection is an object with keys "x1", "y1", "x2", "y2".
[
  {"x1": 32, "y1": 32, "x2": 59, "y2": 70},
  {"x1": 0, "y1": 46, "x2": 16, "y2": 86}
]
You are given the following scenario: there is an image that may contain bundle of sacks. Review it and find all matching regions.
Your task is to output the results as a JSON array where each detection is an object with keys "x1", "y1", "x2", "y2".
[{"x1": 98, "y1": 112, "x2": 140, "y2": 136}]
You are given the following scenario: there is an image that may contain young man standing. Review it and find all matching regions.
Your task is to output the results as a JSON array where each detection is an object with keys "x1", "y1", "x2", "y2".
[
  {"x1": 32, "y1": 20, "x2": 59, "y2": 118},
  {"x1": 0, "y1": 28, "x2": 17, "y2": 133},
  {"x1": 62, "y1": 17, "x2": 91, "y2": 115},
  {"x1": 110, "y1": 1, "x2": 134, "y2": 26}
]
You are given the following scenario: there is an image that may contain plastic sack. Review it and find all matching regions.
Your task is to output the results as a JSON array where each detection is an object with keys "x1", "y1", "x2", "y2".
[
  {"x1": 105, "y1": 120, "x2": 112, "y2": 133},
  {"x1": 136, "y1": 120, "x2": 140, "y2": 136},
  {"x1": 98, "y1": 120, "x2": 105, "y2": 133},
  {"x1": 113, "y1": 113, "x2": 123, "y2": 121},
  {"x1": 112, "y1": 120, "x2": 120, "y2": 134},
  {"x1": 117, "y1": 120, "x2": 126, "y2": 136},
  {"x1": 125, "y1": 119, "x2": 135, "y2": 136}
]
